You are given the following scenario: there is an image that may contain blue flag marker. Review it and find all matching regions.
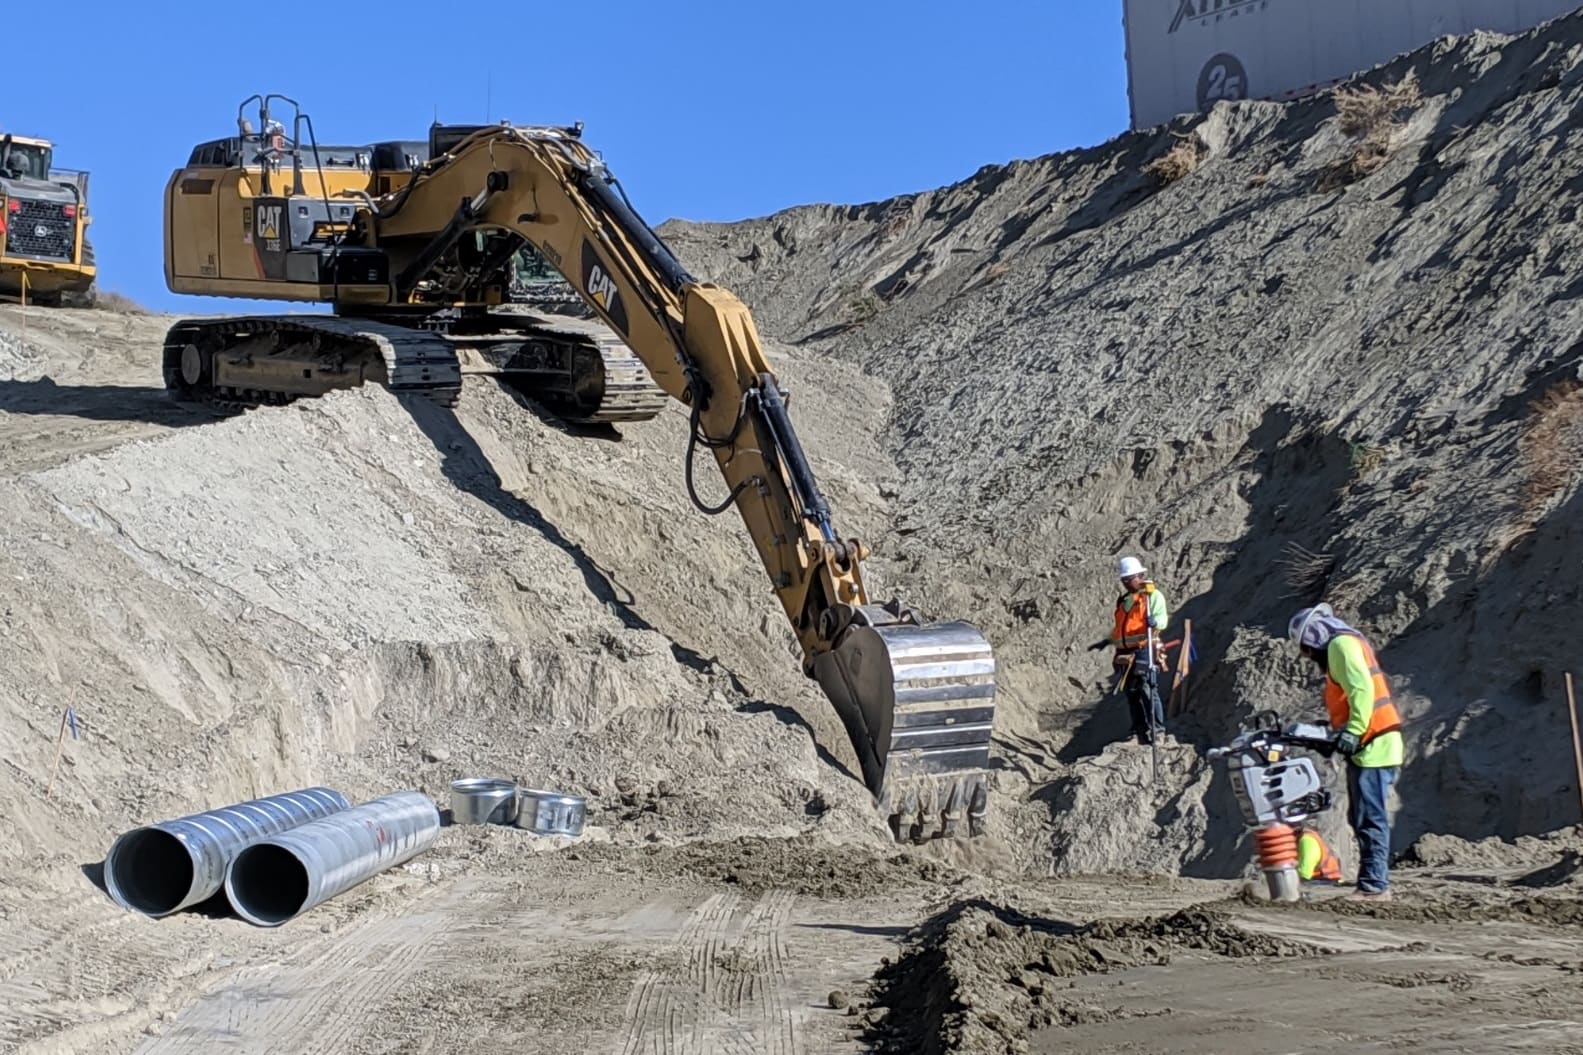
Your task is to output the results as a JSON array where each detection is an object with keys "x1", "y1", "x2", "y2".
[{"x1": 65, "y1": 707, "x2": 80, "y2": 741}]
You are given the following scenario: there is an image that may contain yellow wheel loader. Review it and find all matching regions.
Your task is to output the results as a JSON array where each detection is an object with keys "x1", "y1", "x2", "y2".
[
  {"x1": 161, "y1": 94, "x2": 998, "y2": 840},
  {"x1": 0, "y1": 131, "x2": 96, "y2": 306}
]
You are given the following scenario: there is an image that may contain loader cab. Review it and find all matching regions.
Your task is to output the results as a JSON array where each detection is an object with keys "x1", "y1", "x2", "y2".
[
  {"x1": 0, "y1": 135, "x2": 51, "y2": 181},
  {"x1": 0, "y1": 131, "x2": 95, "y2": 299}
]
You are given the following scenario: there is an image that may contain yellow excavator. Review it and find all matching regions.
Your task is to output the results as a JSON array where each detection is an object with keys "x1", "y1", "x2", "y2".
[{"x1": 161, "y1": 94, "x2": 997, "y2": 839}]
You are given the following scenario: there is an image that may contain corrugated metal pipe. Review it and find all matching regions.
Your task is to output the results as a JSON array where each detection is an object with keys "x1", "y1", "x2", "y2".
[
  {"x1": 104, "y1": 787, "x2": 352, "y2": 917},
  {"x1": 224, "y1": 790, "x2": 440, "y2": 927}
]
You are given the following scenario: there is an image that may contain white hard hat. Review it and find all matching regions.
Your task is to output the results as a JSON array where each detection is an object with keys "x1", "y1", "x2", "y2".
[
  {"x1": 1287, "y1": 603, "x2": 1333, "y2": 649},
  {"x1": 1117, "y1": 556, "x2": 1146, "y2": 579}
]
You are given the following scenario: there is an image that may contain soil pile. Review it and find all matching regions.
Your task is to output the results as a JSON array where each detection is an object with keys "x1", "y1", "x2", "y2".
[
  {"x1": 860, "y1": 900, "x2": 1321, "y2": 1054},
  {"x1": 0, "y1": 320, "x2": 895, "y2": 902},
  {"x1": 1399, "y1": 828, "x2": 1583, "y2": 877},
  {"x1": 663, "y1": 12, "x2": 1583, "y2": 875}
]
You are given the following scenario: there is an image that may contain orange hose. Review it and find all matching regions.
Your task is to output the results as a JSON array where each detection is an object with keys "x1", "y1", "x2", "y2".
[{"x1": 1254, "y1": 823, "x2": 1298, "y2": 869}]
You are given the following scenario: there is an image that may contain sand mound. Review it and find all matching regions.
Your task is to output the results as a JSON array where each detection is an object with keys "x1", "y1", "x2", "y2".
[
  {"x1": 860, "y1": 900, "x2": 1321, "y2": 1054},
  {"x1": 0, "y1": 372, "x2": 893, "y2": 899}
]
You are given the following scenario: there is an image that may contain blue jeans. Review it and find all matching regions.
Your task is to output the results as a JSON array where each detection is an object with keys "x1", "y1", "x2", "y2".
[
  {"x1": 1346, "y1": 764, "x2": 1397, "y2": 892},
  {"x1": 1124, "y1": 667, "x2": 1164, "y2": 738}
]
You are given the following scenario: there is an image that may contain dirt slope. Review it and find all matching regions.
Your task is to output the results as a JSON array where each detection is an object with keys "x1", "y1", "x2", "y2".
[{"x1": 662, "y1": 13, "x2": 1583, "y2": 875}]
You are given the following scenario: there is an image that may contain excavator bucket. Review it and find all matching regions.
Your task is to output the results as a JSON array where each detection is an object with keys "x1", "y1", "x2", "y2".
[{"x1": 814, "y1": 609, "x2": 996, "y2": 841}]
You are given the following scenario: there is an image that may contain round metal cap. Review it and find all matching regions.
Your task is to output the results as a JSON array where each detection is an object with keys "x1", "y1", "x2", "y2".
[
  {"x1": 449, "y1": 778, "x2": 519, "y2": 825},
  {"x1": 515, "y1": 788, "x2": 586, "y2": 837}
]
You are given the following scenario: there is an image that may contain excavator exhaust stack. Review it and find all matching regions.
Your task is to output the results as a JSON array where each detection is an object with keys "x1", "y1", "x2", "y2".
[{"x1": 814, "y1": 606, "x2": 996, "y2": 841}]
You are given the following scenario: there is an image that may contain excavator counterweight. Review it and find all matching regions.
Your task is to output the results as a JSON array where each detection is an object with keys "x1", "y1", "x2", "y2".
[{"x1": 161, "y1": 95, "x2": 998, "y2": 839}]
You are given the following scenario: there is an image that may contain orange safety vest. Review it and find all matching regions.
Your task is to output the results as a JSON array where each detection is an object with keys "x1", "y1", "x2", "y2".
[
  {"x1": 1299, "y1": 830, "x2": 1343, "y2": 881},
  {"x1": 1112, "y1": 589, "x2": 1153, "y2": 651},
  {"x1": 1323, "y1": 633, "x2": 1402, "y2": 747}
]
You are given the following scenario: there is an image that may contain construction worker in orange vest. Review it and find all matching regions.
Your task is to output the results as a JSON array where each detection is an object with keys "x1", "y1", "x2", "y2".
[
  {"x1": 1296, "y1": 824, "x2": 1343, "y2": 884},
  {"x1": 1090, "y1": 556, "x2": 1169, "y2": 745},
  {"x1": 1288, "y1": 604, "x2": 1404, "y2": 902}
]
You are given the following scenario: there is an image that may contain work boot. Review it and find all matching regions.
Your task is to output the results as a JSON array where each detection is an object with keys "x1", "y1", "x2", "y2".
[
  {"x1": 1344, "y1": 889, "x2": 1392, "y2": 903},
  {"x1": 1134, "y1": 728, "x2": 1152, "y2": 746}
]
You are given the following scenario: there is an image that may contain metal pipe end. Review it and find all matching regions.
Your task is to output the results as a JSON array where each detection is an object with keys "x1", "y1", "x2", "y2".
[
  {"x1": 104, "y1": 827, "x2": 199, "y2": 917},
  {"x1": 515, "y1": 788, "x2": 587, "y2": 837},
  {"x1": 225, "y1": 843, "x2": 309, "y2": 928},
  {"x1": 450, "y1": 778, "x2": 519, "y2": 825}
]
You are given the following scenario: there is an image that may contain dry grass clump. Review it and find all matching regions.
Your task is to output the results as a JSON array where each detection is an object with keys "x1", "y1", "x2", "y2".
[
  {"x1": 841, "y1": 284, "x2": 881, "y2": 323},
  {"x1": 1519, "y1": 379, "x2": 1583, "y2": 522},
  {"x1": 1143, "y1": 134, "x2": 1206, "y2": 186},
  {"x1": 1349, "y1": 441, "x2": 1388, "y2": 477},
  {"x1": 90, "y1": 290, "x2": 148, "y2": 314},
  {"x1": 880, "y1": 203, "x2": 911, "y2": 239},
  {"x1": 1279, "y1": 541, "x2": 1336, "y2": 600},
  {"x1": 1318, "y1": 71, "x2": 1422, "y2": 189},
  {"x1": 1335, "y1": 72, "x2": 1423, "y2": 137}
]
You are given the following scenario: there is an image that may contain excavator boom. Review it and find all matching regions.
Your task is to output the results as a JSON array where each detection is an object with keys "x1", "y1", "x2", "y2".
[{"x1": 161, "y1": 101, "x2": 997, "y2": 838}]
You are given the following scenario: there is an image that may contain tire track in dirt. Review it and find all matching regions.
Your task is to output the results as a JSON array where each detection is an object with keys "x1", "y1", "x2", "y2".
[
  {"x1": 680, "y1": 892, "x2": 754, "y2": 1055},
  {"x1": 617, "y1": 895, "x2": 716, "y2": 1055},
  {"x1": 135, "y1": 902, "x2": 451, "y2": 1055},
  {"x1": 614, "y1": 890, "x2": 801, "y2": 1055},
  {"x1": 746, "y1": 890, "x2": 800, "y2": 1055},
  {"x1": 0, "y1": 909, "x2": 188, "y2": 1049}
]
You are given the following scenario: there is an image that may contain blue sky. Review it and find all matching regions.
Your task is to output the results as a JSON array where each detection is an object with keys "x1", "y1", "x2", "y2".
[{"x1": 9, "y1": 1, "x2": 1130, "y2": 312}]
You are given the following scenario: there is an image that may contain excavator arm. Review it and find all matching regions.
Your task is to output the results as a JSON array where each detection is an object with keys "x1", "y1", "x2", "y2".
[{"x1": 370, "y1": 124, "x2": 996, "y2": 839}]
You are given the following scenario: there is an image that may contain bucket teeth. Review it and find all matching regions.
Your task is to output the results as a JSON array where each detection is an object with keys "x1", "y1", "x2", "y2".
[
  {"x1": 940, "y1": 783, "x2": 964, "y2": 840},
  {"x1": 884, "y1": 773, "x2": 988, "y2": 843}
]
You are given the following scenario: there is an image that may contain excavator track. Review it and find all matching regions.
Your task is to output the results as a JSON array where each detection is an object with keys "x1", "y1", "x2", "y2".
[
  {"x1": 161, "y1": 312, "x2": 667, "y2": 425},
  {"x1": 162, "y1": 315, "x2": 462, "y2": 412},
  {"x1": 453, "y1": 313, "x2": 669, "y2": 425}
]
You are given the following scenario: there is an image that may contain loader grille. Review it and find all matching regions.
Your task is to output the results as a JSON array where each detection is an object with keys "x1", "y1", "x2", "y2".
[{"x1": 4, "y1": 199, "x2": 75, "y2": 262}]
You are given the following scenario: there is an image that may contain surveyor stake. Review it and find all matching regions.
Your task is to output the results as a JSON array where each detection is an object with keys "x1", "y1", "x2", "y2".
[{"x1": 1566, "y1": 672, "x2": 1582, "y2": 827}]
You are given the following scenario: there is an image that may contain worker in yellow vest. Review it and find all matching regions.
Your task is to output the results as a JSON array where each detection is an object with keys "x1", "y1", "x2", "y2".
[
  {"x1": 1296, "y1": 824, "x2": 1343, "y2": 884},
  {"x1": 1090, "y1": 556, "x2": 1169, "y2": 744},
  {"x1": 1288, "y1": 604, "x2": 1404, "y2": 902}
]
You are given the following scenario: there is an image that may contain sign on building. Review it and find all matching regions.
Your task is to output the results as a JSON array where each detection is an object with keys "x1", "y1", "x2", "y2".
[{"x1": 1124, "y1": 0, "x2": 1582, "y2": 129}]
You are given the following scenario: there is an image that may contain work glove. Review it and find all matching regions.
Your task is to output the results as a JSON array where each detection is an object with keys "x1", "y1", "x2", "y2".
[
  {"x1": 1088, "y1": 639, "x2": 1111, "y2": 652},
  {"x1": 1334, "y1": 730, "x2": 1361, "y2": 758}
]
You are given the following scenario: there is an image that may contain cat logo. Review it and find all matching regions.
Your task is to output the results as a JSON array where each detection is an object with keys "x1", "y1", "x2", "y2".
[
  {"x1": 580, "y1": 240, "x2": 629, "y2": 335},
  {"x1": 256, "y1": 204, "x2": 281, "y2": 240},
  {"x1": 255, "y1": 203, "x2": 284, "y2": 254}
]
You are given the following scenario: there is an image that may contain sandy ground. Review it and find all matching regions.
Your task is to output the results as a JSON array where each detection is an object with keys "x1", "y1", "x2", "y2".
[{"x1": 10, "y1": 829, "x2": 1583, "y2": 1053}]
